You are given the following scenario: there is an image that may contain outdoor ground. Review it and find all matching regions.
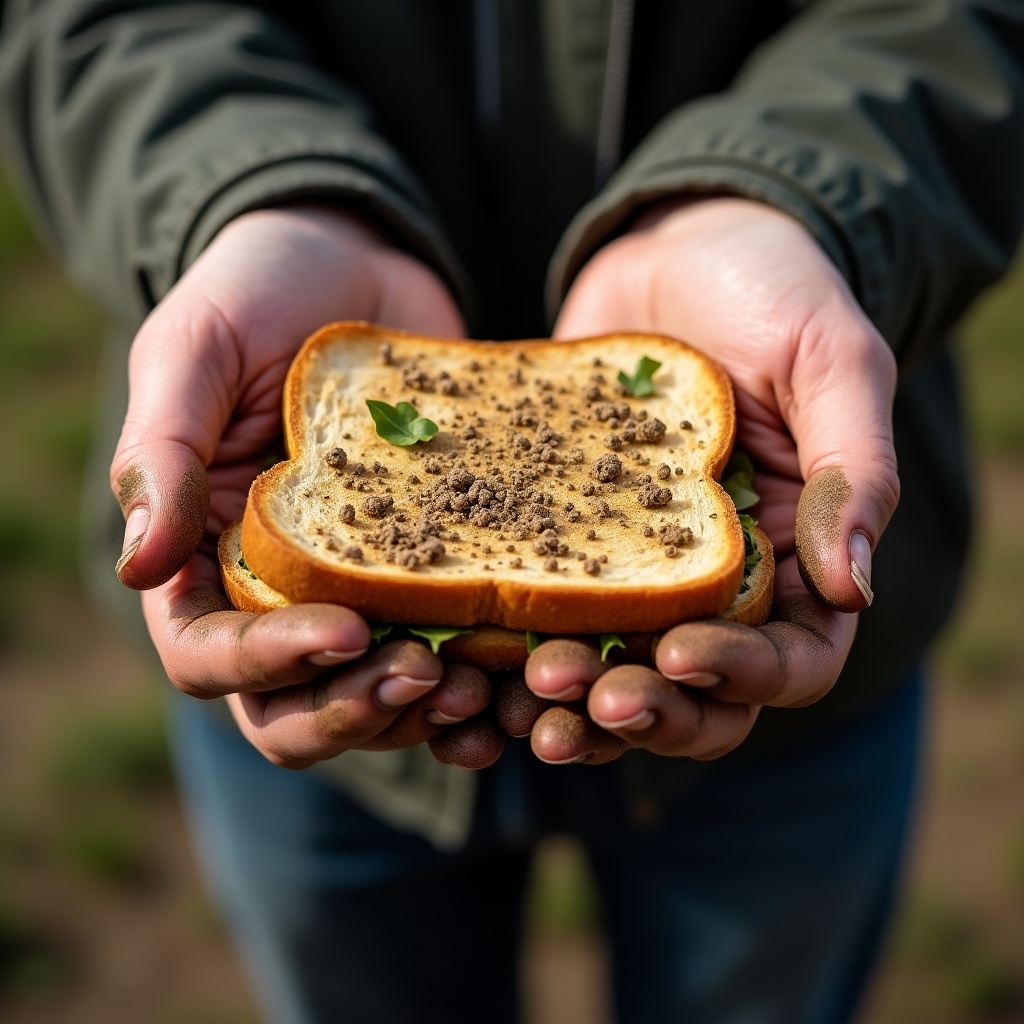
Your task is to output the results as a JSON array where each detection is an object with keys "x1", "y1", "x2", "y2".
[{"x1": 1, "y1": 173, "x2": 1022, "y2": 1023}]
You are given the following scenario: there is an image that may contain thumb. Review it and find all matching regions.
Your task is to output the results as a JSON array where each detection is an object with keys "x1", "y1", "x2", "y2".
[
  {"x1": 110, "y1": 307, "x2": 231, "y2": 590},
  {"x1": 791, "y1": 325, "x2": 900, "y2": 614},
  {"x1": 112, "y1": 443, "x2": 209, "y2": 590}
]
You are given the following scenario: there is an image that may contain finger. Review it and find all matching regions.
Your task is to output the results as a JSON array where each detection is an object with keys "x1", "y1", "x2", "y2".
[
  {"x1": 525, "y1": 639, "x2": 606, "y2": 702},
  {"x1": 429, "y1": 715, "x2": 506, "y2": 770},
  {"x1": 588, "y1": 666, "x2": 759, "y2": 760},
  {"x1": 653, "y1": 568, "x2": 857, "y2": 708},
  {"x1": 229, "y1": 639, "x2": 444, "y2": 768},
  {"x1": 790, "y1": 314, "x2": 900, "y2": 612},
  {"x1": 493, "y1": 672, "x2": 552, "y2": 737},
  {"x1": 371, "y1": 663, "x2": 491, "y2": 750},
  {"x1": 530, "y1": 705, "x2": 627, "y2": 765},
  {"x1": 111, "y1": 299, "x2": 237, "y2": 589},
  {"x1": 142, "y1": 555, "x2": 372, "y2": 698}
]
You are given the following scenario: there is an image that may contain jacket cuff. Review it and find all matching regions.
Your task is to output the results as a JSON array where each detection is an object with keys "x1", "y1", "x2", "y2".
[
  {"x1": 547, "y1": 143, "x2": 888, "y2": 331},
  {"x1": 153, "y1": 149, "x2": 471, "y2": 315}
]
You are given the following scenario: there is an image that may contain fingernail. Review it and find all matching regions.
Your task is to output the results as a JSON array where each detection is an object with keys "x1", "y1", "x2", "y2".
[
  {"x1": 593, "y1": 709, "x2": 655, "y2": 731},
  {"x1": 536, "y1": 754, "x2": 587, "y2": 765},
  {"x1": 425, "y1": 710, "x2": 465, "y2": 726},
  {"x1": 377, "y1": 675, "x2": 441, "y2": 709},
  {"x1": 307, "y1": 648, "x2": 368, "y2": 667},
  {"x1": 663, "y1": 671, "x2": 724, "y2": 688},
  {"x1": 537, "y1": 683, "x2": 587, "y2": 701},
  {"x1": 849, "y1": 531, "x2": 874, "y2": 607},
  {"x1": 115, "y1": 507, "x2": 150, "y2": 578}
]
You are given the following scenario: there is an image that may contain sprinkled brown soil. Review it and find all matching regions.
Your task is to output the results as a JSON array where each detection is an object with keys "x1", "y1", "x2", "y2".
[
  {"x1": 638, "y1": 484, "x2": 672, "y2": 508},
  {"x1": 593, "y1": 454, "x2": 623, "y2": 482},
  {"x1": 659, "y1": 523, "x2": 693, "y2": 547},
  {"x1": 362, "y1": 495, "x2": 394, "y2": 518},
  {"x1": 325, "y1": 447, "x2": 347, "y2": 472},
  {"x1": 637, "y1": 418, "x2": 667, "y2": 442}
]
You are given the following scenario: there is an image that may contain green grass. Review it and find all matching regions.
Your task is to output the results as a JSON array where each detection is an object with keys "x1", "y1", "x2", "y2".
[
  {"x1": 60, "y1": 812, "x2": 149, "y2": 888},
  {"x1": 1007, "y1": 830, "x2": 1024, "y2": 895},
  {"x1": 947, "y1": 953, "x2": 1022, "y2": 1018},
  {"x1": 0, "y1": 890, "x2": 68, "y2": 999},
  {"x1": 525, "y1": 838, "x2": 602, "y2": 936},
  {"x1": 960, "y1": 255, "x2": 1024, "y2": 455},
  {"x1": 936, "y1": 625, "x2": 1018, "y2": 685},
  {"x1": 48, "y1": 704, "x2": 172, "y2": 799},
  {"x1": 0, "y1": 175, "x2": 42, "y2": 273},
  {"x1": 892, "y1": 893, "x2": 1024, "y2": 1018},
  {"x1": 893, "y1": 894, "x2": 976, "y2": 966}
]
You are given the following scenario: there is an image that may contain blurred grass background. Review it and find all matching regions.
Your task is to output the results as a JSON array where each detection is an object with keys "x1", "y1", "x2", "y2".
[{"x1": 1, "y1": 166, "x2": 1023, "y2": 1023}]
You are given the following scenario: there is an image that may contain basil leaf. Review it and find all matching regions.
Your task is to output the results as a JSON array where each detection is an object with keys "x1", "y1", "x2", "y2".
[
  {"x1": 407, "y1": 626, "x2": 474, "y2": 654},
  {"x1": 737, "y1": 513, "x2": 762, "y2": 593},
  {"x1": 616, "y1": 355, "x2": 661, "y2": 397},
  {"x1": 599, "y1": 633, "x2": 626, "y2": 662},
  {"x1": 369, "y1": 623, "x2": 394, "y2": 645},
  {"x1": 236, "y1": 554, "x2": 257, "y2": 580},
  {"x1": 525, "y1": 630, "x2": 541, "y2": 655},
  {"x1": 723, "y1": 450, "x2": 760, "y2": 511},
  {"x1": 366, "y1": 399, "x2": 439, "y2": 446}
]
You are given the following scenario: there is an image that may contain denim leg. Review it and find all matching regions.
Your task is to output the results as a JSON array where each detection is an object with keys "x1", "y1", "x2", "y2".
[
  {"x1": 584, "y1": 675, "x2": 924, "y2": 1024},
  {"x1": 167, "y1": 695, "x2": 530, "y2": 1024}
]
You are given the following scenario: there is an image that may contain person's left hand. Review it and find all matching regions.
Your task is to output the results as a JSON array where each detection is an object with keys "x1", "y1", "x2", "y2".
[{"x1": 525, "y1": 196, "x2": 899, "y2": 765}]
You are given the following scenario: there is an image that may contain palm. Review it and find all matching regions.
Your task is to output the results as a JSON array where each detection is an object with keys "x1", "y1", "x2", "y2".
[
  {"x1": 554, "y1": 201, "x2": 847, "y2": 591},
  {"x1": 137, "y1": 207, "x2": 466, "y2": 548}
]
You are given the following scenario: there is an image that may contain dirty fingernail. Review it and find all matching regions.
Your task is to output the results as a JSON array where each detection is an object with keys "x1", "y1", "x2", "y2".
[
  {"x1": 307, "y1": 648, "x2": 368, "y2": 667},
  {"x1": 537, "y1": 683, "x2": 586, "y2": 701},
  {"x1": 377, "y1": 675, "x2": 441, "y2": 709},
  {"x1": 115, "y1": 506, "x2": 150, "y2": 578},
  {"x1": 593, "y1": 709, "x2": 655, "y2": 731},
  {"x1": 536, "y1": 753, "x2": 587, "y2": 765},
  {"x1": 664, "y1": 671, "x2": 723, "y2": 688},
  {"x1": 849, "y1": 531, "x2": 874, "y2": 607},
  {"x1": 425, "y1": 710, "x2": 466, "y2": 726}
]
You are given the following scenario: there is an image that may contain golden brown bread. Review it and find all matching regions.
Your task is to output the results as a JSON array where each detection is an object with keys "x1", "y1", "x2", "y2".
[
  {"x1": 219, "y1": 519, "x2": 774, "y2": 671},
  {"x1": 238, "y1": 322, "x2": 752, "y2": 633}
]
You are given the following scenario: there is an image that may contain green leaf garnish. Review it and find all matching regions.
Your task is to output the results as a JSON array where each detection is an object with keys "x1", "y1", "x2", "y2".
[
  {"x1": 599, "y1": 634, "x2": 626, "y2": 662},
  {"x1": 738, "y1": 513, "x2": 762, "y2": 593},
  {"x1": 525, "y1": 630, "x2": 541, "y2": 655},
  {"x1": 616, "y1": 356, "x2": 661, "y2": 397},
  {"x1": 369, "y1": 624, "x2": 394, "y2": 645},
  {"x1": 722, "y1": 450, "x2": 760, "y2": 511},
  {"x1": 407, "y1": 626, "x2": 474, "y2": 654},
  {"x1": 236, "y1": 554, "x2": 257, "y2": 581},
  {"x1": 366, "y1": 400, "x2": 439, "y2": 446}
]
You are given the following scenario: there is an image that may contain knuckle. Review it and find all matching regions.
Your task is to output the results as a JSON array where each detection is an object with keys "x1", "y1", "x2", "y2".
[
  {"x1": 668, "y1": 693, "x2": 708, "y2": 752},
  {"x1": 259, "y1": 745, "x2": 313, "y2": 771},
  {"x1": 169, "y1": 674, "x2": 217, "y2": 700}
]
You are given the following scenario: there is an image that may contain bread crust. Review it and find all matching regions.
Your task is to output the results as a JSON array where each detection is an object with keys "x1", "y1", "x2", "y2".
[
  {"x1": 240, "y1": 322, "x2": 745, "y2": 633},
  {"x1": 220, "y1": 520, "x2": 774, "y2": 672}
]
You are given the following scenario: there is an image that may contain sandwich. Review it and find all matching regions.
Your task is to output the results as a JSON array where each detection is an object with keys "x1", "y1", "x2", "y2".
[{"x1": 218, "y1": 321, "x2": 774, "y2": 674}]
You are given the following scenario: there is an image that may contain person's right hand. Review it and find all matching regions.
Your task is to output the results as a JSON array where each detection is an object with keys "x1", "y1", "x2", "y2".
[{"x1": 111, "y1": 205, "x2": 493, "y2": 769}]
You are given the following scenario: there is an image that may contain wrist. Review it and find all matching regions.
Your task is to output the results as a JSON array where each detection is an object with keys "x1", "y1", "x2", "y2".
[
  {"x1": 629, "y1": 192, "x2": 810, "y2": 243},
  {"x1": 222, "y1": 202, "x2": 391, "y2": 252}
]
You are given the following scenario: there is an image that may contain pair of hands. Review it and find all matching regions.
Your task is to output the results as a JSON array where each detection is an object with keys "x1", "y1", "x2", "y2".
[{"x1": 112, "y1": 198, "x2": 898, "y2": 770}]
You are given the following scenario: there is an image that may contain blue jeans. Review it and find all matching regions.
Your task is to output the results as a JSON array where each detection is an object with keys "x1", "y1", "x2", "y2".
[{"x1": 168, "y1": 674, "x2": 923, "y2": 1024}]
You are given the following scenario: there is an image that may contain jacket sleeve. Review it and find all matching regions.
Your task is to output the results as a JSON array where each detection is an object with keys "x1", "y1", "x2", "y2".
[
  {"x1": 549, "y1": 0, "x2": 1024, "y2": 365},
  {"x1": 0, "y1": 0, "x2": 467, "y2": 326}
]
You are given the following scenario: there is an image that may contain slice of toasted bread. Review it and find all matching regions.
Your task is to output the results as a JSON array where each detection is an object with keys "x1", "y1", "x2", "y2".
[
  {"x1": 220, "y1": 519, "x2": 774, "y2": 671},
  {"x1": 240, "y1": 322, "x2": 746, "y2": 633}
]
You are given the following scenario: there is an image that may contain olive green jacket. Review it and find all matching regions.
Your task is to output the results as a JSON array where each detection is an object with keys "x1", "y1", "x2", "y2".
[{"x1": 2, "y1": 0, "x2": 1023, "y2": 847}]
